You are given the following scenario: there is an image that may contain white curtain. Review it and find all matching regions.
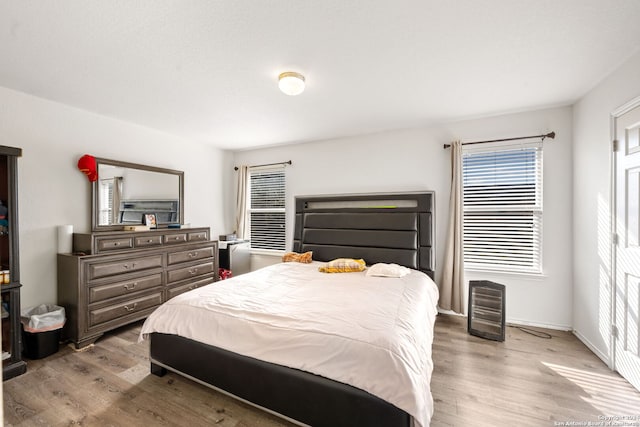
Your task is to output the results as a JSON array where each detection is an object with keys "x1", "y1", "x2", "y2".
[
  {"x1": 235, "y1": 166, "x2": 249, "y2": 239},
  {"x1": 440, "y1": 140, "x2": 465, "y2": 314}
]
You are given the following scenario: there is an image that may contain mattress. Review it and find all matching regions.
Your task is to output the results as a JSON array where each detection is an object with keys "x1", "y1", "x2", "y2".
[{"x1": 140, "y1": 261, "x2": 439, "y2": 427}]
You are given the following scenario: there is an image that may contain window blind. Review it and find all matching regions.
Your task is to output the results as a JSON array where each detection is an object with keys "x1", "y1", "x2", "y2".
[
  {"x1": 462, "y1": 146, "x2": 542, "y2": 273},
  {"x1": 248, "y1": 168, "x2": 286, "y2": 251},
  {"x1": 98, "y1": 179, "x2": 114, "y2": 225}
]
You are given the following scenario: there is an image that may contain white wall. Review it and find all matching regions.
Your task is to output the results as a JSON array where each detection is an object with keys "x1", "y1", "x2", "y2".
[
  {"x1": 0, "y1": 86, "x2": 232, "y2": 309},
  {"x1": 120, "y1": 168, "x2": 179, "y2": 200},
  {"x1": 232, "y1": 106, "x2": 574, "y2": 329},
  {"x1": 573, "y1": 50, "x2": 640, "y2": 363}
]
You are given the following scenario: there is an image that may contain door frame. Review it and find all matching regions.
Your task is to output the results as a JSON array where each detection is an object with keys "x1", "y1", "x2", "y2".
[{"x1": 610, "y1": 94, "x2": 640, "y2": 372}]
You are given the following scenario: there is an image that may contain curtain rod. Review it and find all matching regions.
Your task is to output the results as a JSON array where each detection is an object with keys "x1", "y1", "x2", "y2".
[
  {"x1": 443, "y1": 131, "x2": 555, "y2": 149},
  {"x1": 234, "y1": 160, "x2": 292, "y2": 171}
]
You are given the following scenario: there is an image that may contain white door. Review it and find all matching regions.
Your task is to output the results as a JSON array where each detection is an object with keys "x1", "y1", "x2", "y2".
[{"x1": 614, "y1": 100, "x2": 640, "y2": 392}]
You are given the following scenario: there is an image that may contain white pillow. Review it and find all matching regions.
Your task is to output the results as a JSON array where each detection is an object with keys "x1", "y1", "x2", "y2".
[{"x1": 365, "y1": 263, "x2": 411, "y2": 278}]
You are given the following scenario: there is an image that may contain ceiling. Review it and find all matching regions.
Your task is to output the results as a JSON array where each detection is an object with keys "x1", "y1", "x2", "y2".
[{"x1": 2, "y1": 1, "x2": 640, "y2": 150}]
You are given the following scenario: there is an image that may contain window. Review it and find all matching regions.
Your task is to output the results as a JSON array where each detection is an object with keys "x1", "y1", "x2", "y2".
[
  {"x1": 98, "y1": 179, "x2": 114, "y2": 225},
  {"x1": 248, "y1": 167, "x2": 286, "y2": 251},
  {"x1": 462, "y1": 145, "x2": 542, "y2": 273}
]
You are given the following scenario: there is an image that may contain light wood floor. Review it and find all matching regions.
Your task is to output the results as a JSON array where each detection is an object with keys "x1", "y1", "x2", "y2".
[{"x1": 4, "y1": 314, "x2": 640, "y2": 426}]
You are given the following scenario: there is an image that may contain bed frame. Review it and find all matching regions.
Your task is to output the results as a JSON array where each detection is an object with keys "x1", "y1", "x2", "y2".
[{"x1": 150, "y1": 192, "x2": 436, "y2": 427}]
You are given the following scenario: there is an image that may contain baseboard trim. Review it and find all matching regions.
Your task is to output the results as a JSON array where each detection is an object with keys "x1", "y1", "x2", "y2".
[
  {"x1": 437, "y1": 308, "x2": 465, "y2": 317},
  {"x1": 572, "y1": 329, "x2": 611, "y2": 367},
  {"x1": 437, "y1": 309, "x2": 573, "y2": 331},
  {"x1": 505, "y1": 318, "x2": 572, "y2": 332}
]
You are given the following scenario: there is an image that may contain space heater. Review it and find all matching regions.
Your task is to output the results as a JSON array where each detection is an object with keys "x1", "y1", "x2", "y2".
[{"x1": 468, "y1": 280, "x2": 506, "y2": 341}]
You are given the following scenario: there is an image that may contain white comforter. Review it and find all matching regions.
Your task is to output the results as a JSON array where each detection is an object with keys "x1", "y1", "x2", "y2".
[{"x1": 140, "y1": 261, "x2": 439, "y2": 427}]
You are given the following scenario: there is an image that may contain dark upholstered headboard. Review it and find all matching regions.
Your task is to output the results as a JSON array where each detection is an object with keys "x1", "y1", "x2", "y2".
[{"x1": 292, "y1": 192, "x2": 435, "y2": 279}]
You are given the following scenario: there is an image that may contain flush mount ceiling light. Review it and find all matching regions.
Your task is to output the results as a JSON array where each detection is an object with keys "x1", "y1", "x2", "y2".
[{"x1": 278, "y1": 71, "x2": 305, "y2": 96}]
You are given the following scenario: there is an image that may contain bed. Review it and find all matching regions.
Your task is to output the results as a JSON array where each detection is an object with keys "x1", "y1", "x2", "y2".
[{"x1": 140, "y1": 192, "x2": 438, "y2": 427}]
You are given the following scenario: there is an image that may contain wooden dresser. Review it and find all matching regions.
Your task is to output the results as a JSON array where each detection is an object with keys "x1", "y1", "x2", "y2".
[{"x1": 58, "y1": 227, "x2": 218, "y2": 348}]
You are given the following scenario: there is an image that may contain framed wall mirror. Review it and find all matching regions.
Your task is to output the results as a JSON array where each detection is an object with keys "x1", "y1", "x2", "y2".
[{"x1": 91, "y1": 158, "x2": 184, "y2": 231}]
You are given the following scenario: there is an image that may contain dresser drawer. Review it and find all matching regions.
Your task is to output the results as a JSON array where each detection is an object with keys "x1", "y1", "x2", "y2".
[
  {"x1": 134, "y1": 235, "x2": 163, "y2": 248},
  {"x1": 167, "y1": 261, "x2": 215, "y2": 283},
  {"x1": 89, "y1": 292, "x2": 163, "y2": 327},
  {"x1": 96, "y1": 237, "x2": 134, "y2": 252},
  {"x1": 164, "y1": 233, "x2": 188, "y2": 245},
  {"x1": 88, "y1": 254, "x2": 164, "y2": 280},
  {"x1": 188, "y1": 230, "x2": 209, "y2": 242},
  {"x1": 88, "y1": 273, "x2": 163, "y2": 303},
  {"x1": 166, "y1": 276, "x2": 214, "y2": 300},
  {"x1": 167, "y1": 246, "x2": 215, "y2": 265}
]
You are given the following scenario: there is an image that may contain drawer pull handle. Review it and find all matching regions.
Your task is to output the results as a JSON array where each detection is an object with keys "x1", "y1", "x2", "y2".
[
  {"x1": 188, "y1": 251, "x2": 198, "y2": 258},
  {"x1": 123, "y1": 263, "x2": 137, "y2": 270},
  {"x1": 147, "y1": 239, "x2": 154, "y2": 243},
  {"x1": 124, "y1": 303, "x2": 137, "y2": 312},
  {"x1": 124, "y1": 282, "x2": 137, "y2": 291},
  {"x1": 114, "y1": 242, "x2": 120, "y2": 246},
  {"x1": 189, "y1": 268, "x2": 198, "y2": 275}
]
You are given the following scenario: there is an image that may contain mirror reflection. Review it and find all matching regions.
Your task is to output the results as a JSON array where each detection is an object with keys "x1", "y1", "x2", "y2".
[{"x1": 93, "y1": 160, "x2": 183, "y2": 229}]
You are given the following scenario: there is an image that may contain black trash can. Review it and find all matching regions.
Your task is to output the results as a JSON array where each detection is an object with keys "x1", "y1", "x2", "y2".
[
  {"x1": 22, "y1": 326, "x2": 61, "y2": 359},
  {"x1": 20, "y1": 304, "x2": 65, "y2": 359}
]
